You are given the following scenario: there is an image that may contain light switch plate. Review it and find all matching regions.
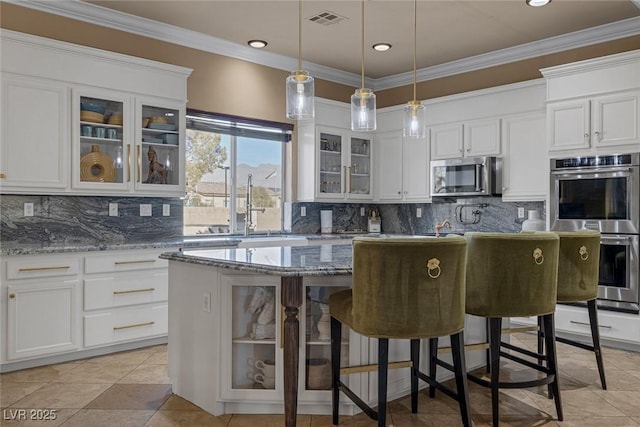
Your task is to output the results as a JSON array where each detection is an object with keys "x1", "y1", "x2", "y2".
[
  {"x1": 162, "y1": 204, "x2": 170, "y2": 216},
  {"x1": 24, "y1": 203, "x2": 34, "y2": 217},
  {"x1": 109, "y1": 203, "x2": 118, "y2": 217},
  {"x1": 360, "y1": 207, "x2": 365, "y2": 216},
  {"x1": 203, "y1": 292, "x2": 211, "y2": 313},
  {"x1": 140, "y1": 204, "x2": 152, "y2": 217},
  {"x1": 518, "y1": 207, "x2": 525, "y2": 218},
  {"x1": 300, "y1": 206, "x2": 306, "y2": 217},
  {"x1": 416, "y1": 208, "x2": 422, "y2": 218}
]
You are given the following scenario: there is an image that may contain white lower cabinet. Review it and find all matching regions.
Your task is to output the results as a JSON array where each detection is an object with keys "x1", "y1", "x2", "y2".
[
  {"x1": 6, "y1": 279, "x2": 80, "y2": 360},
  {"x1": 1, "y1": 249, "x2": 169, "y2": 369}
]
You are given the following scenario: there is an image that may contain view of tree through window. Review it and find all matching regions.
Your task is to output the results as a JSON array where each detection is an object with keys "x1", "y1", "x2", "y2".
[{"x1": 184, "y1": 112, "x2": 289, "y2": 235}]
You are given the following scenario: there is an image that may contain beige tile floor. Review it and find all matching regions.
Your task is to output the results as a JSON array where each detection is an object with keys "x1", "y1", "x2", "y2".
[{"x1": 2, "y1": 333, "x2": 640, "y2": 426}]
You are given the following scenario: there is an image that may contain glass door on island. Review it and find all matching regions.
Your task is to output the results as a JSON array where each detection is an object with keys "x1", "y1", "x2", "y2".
[
  {"x1": 304, "y1": 285, "x2": 350, "y2": 392},
  {"x1": 78, "y1": 95, "x2": 127, "y2": 187},
  {"x1": 138, "y1": 103, "x2": 180, "y2": 187},
  {"x1": 319, "y1": 131, "x2": 344, "y2": 196},
  {"x1": 229, "y1": 283, "x2": 278, "y2": 393}
]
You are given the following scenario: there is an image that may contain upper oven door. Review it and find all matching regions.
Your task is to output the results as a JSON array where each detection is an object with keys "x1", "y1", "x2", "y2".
[{"x1": 550, "y1": 166, "x2": 639, "y2": 234}]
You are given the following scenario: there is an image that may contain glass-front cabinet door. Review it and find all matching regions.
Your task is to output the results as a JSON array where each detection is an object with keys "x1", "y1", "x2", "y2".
[
  {"x1": 220, "y1": 274, "x2": 281, "y2": 400},
  {"x1": 318, "y1": 128, "x2": 345, "y2": 199},
  {"x1": 347, "y1": 135, "x2": 371, "y2": 199},
  {"x1": 135, "y1": 97, "x2": 185, "y2": 193},
  {"x1": 72, "y1": 88, "x2": 130, "y2": 190}
]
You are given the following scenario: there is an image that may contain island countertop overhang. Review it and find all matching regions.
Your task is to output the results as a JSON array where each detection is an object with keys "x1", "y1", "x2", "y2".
[{"x1": 160, "y1": 243, "x2": 354, "y2": 277}]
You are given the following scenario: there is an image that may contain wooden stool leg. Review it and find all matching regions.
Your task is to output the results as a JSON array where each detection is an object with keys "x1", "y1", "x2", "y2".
[
  {"x1": 587, "y1": 299, "x2": 607, "y2": 390},
  {"x1": 485, "y1": 318, "x2": 492, "y2": 373},
  {"x1": 451, "y1": 331, "x2": 472, "y2": 427},
  {"x1": 378, "y1": 339, "x2": 389, "y2": 427},
  {"x1": 330, "y1": 316, "x2": 342, "y2": 426},
  {"x1": 543, "y1": 314, "x2": 564, "y2": 421},
  {"x1": 538, "y1": 315, "x2": 553, "y2": 399},
  {"x1": 410, "y1": 339, "x2": 419, "y2": 413},
  {"x1": 428, "y1": 337, "x2": 438, "y2": 398},
  {"x1": 489, "y1": 318, "x2": 502, "y2": 427}
]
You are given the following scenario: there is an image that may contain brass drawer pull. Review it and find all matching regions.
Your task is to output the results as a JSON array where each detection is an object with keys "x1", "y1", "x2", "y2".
[
  {"x1": 114, "y1": 259, "x2": 156, "y2": 265},
  {"x1": 570, "y1": 320, "x2": 611, "y2": 329},
  {"x1": 18, "y1": 265, "x2": 71, "y2": 272},
  {"x1": 113, "y1": 321, "x2": 155, "y2": 331},
  {"x1": 9, "y1": 293, "x2": 15, "y2": 299},
  {"x1": 0, "y1": 173, "x2": 6, "y2": 178},
  {"x1": 113, "y1": 288, "x2": 155, "y2": 295}
]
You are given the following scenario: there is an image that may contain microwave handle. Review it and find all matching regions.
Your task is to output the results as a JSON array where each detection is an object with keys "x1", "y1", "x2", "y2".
[{"x1": 475, "y1": 164, "x2": 482, "y2": 192}]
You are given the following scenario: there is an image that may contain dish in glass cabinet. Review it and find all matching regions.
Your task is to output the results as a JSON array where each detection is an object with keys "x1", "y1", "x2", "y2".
[
  {"x1": 80, "y1": 110, "x2": 105, "y2": 123},
  {"x1": 80, "y1": 145, "x2": 115, "y2": 182},
  {"x1": 148, "y1": 123, "x2": 176, "y2": 131}
]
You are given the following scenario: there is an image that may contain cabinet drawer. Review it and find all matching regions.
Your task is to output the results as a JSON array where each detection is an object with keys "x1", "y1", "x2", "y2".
[
  {"x1": 6, "y1": 257, "x2": 80, "y2": 280},
  {"x1": 555, "y1": 306, "x2": 640, "y2": 344},
  {"x1": 84, "y1": 271, "x2": 168, "y2": 310},
  {"x1": 84, "y1": 252, "x2": 167, "y2": 274},
  {"x1": 84, "y1": 303, "x2": 168, "y2": 347}
]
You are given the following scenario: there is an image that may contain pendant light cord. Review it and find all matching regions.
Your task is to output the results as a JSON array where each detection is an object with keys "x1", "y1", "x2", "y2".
[
  {"x1": 298, "y1": 0, "x2": 302, "y2": 71},
  {"x1": 361, "y1": 0, "x2": 365, "y2": 89},
  {"x1": 413, "y1": 0, "x2": 417, "y2": 102}
]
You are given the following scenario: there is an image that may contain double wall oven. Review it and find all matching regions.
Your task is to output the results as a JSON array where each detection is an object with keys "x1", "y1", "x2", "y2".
[{"x1": 550, "y1": 153, "x2": 640, "y2": 313}]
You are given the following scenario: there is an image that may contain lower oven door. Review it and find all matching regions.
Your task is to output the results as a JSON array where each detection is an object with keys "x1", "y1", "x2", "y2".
[{"x1": 599, "y1": 234, "x2": 639, "y2": 306}]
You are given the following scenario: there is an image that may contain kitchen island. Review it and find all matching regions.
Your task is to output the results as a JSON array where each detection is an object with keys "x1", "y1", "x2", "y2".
[{"x1": 161, "y1": 242, "x2": 487, "y2": 426}]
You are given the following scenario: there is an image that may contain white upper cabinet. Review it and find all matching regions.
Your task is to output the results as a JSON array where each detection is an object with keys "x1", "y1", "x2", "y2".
[
  {"x1": 1, "y1": 75, "x2": 69, "y2": 189},
  {"x1": 542, "y1": 50, "x2": 640, "y2": 157},
  {"x1": 431, "y1": 119, "x2": 501, "y2": 160},
  {"x1": 0, "y1": 30, "x2": 192, "y2": 196}
]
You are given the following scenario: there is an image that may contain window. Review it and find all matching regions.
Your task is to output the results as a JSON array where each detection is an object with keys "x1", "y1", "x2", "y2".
[{"x1": 184, "y1": 110, "x2": 292, "y2": 235}]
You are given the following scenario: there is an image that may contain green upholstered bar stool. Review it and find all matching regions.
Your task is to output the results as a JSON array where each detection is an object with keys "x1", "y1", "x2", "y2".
[
  {"x1": 538, "y1": 230, "x2": 606, "y2": 390},
  {"x1": 329, "y1": 236, "x2": 472, "y2": 427},
  {"x1": 461, "y1": 232, "x2": 562, "y2": 427}
]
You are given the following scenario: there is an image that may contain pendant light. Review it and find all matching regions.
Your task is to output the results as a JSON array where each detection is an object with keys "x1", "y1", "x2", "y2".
[
  {"x1": 403, "y1": 0, "x2": 425, "y2": 138},
  {"x1": 286, "y1": 0, "x2": 314, "y2": 120},
  {"x1": 351, "y1": 0, "x2": 376, "y2": 132}
]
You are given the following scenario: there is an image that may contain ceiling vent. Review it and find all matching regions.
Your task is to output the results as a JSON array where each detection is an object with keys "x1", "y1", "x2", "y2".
[{"x1": 307, "y1": 10, "x2": 348, "y2": 26}]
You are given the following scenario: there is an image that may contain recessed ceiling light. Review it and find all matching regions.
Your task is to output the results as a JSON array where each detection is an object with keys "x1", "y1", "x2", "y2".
[
  {"x1": 526, "y1": 0, "x2": 551, "y2": 6},
  {"x1": 248, "y1": 40, "x2": 268, "y2": 49},
  {"x1": 372, "y1": 43, "x2": 392, "y2": 52}
]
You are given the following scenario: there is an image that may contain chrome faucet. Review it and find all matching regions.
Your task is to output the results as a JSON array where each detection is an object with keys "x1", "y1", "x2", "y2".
[
  {"x1": 245, "y1": 174, "x2": 266, "y2": 236},
  {"x1": 435, "y1": 219, "x2": 452, "y2": 238}
]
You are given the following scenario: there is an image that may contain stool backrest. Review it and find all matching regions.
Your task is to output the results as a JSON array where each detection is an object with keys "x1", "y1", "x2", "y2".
[
  {"x1": 464, "y1": 232, "x2": 559, "y2": 318},
  {"x1": 555, "y1": 230, "x2": 601, "y2": 302},
  {"x1": 351, "y1": 236, "x2": 467, "y2": 339}
]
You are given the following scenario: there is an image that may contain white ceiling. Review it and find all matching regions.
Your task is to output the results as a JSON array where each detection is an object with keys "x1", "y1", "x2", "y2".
[{"x1": 10, "y1": 0, "x2": 640, "y2": 88}]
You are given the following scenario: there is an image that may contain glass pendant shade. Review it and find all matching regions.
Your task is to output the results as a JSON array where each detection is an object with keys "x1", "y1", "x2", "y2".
[
  {"x1": 351, "y1": 88, "x2": 376, "y2": 131},
  {"x1": 403, "y1": 100, "x2": 425, "y2": 138},
  {"x1": 286, "y1": 70, "x2": 314, "y2": 120}
]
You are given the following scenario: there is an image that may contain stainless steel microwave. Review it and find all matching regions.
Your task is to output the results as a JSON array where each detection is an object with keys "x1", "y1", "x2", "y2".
[{"x1": 430, "y1": 156, "x2": 502, "y2": 198}]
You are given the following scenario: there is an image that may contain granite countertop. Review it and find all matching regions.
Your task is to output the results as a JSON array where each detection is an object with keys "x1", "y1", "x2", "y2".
[{"x1": 160, "y1": 243, "x2": 354, "y2": 277}]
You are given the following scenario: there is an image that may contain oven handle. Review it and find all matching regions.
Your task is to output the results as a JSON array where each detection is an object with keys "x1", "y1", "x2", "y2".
[
  {"x1": 600, "y1": 235, "x2": 634, "y2": 246},
  {"x1": 551, "y1": 167, "x2": 634, "y2": 177}
]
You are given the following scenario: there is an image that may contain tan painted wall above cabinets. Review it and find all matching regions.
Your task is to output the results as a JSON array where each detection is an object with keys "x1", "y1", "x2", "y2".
[
  {"x1": 376, "y1": 34, "x2": 640, "y2": 108},
  {"x1": 0, "y1": 2, "x2": 355, "y2": 123}
]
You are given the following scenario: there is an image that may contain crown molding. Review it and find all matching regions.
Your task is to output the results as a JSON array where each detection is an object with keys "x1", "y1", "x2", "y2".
[{"x1": 6, "y1": 0, "x2": 640, "y2": 91}]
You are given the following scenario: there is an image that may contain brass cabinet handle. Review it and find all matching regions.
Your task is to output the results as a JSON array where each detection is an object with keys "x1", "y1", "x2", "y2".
[
  {"x1": 9, "y1": 293, "x2": 15, "y2": 299},
  {"x1": 348, "y1": 166, "x2": 352, "y2": 193},
  {"x1": 113, "y1": 321, "x2": 155, "y2": 331},
  {"x1": 0, "y1": 173, "x2": 5, "y2": 178},
  {"x1": 137, "y1": 145, "x2": 142, "y2": 183},
  {"x1": 127, "y1": 144, "x2": 131, "y2": 183},
  {"x1": 113, "y1": 288, "x2": 155, "y2": 295},
  {"x1": 114, "y1": 259, "x2": 156, "y2": 265},
  {"x1": 18, "y1": 266, "x2": 71, "y2": 272},
  {"x1": 570, "y1": 320, "x2": 611, "y2": 329}
]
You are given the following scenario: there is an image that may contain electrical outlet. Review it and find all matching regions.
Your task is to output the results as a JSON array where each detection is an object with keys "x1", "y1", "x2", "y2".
[
  {"x1": 360, "y1": 207, "x2": 365, "y2": 216},
  {"x1": 518, "y1": 207, "x2": 525, "y2": 218},
  {"x1": 300, "y1": 206, "x2": 306, "y2": 217},
  {"x1": 23, "y1": 203, "x2": 34, "y2": 217},
  {"x1": 203, "y1": 292, "x2": 211, "y2": 313},
  {"x1": 416, "y1": 207, "x2": 422, "y2": 218},
  {"x1": 140, "y1": 204, "x2": 152, "y2": 217},
  {"x1": 109, "y1": 203, "x2": 118, "y2": 217},
  {"x1": 162, "y1": 204, "x2": 170, "y2": 216}
]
